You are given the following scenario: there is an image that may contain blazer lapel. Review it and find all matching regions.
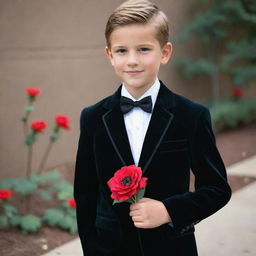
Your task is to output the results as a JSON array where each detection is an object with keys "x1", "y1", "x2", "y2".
[
  {"x1": 102, "y1": 82, "x2": 176, "y2": 173},
  {"x1": 138, "y1": 82, "x2": 176, "y2": 174},
  {"x1": 102, "y1": 86, "x2": 134, "y2": 167}
]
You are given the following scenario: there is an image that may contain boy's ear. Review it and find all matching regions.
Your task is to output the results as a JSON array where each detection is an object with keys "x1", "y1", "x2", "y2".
[
  {"x1": 105, "y1": 46, "x2": 114, "y2": 66},
  {"x1": 160, "y1": 42, "x2": 173, "y2": 65}
]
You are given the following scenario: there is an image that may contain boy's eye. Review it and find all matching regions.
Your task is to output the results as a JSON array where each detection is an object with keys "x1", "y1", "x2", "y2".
[
  {"x1": 139, "y1": 48, "x2": 150, "y2": 52},
  {"x1": 115, "y1": 49, "x2": 127, "y2": 54}
]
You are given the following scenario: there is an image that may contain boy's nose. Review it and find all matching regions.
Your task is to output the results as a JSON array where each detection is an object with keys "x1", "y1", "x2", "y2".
[{"x1": 127, "y1": 52, "x2": 139, "y2": 66}]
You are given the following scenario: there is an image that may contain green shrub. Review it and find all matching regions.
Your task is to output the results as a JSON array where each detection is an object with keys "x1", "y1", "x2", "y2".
[
  {"x1": 210, "y1": 99, "x2": 256, "y2": 133},
  {"x1": 0, "y1": 171, "x2": 77, "y2": 234}
]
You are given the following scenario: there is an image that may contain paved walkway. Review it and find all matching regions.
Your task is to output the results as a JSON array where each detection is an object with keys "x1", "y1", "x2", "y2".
[{"x1": 42, "y1": 155, "x2": 256, "y2": 256}]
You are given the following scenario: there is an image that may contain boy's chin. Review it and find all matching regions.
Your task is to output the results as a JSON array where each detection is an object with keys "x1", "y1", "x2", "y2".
[{"x1": 123, "y1": 82, "x2": 147, "y2": 90}]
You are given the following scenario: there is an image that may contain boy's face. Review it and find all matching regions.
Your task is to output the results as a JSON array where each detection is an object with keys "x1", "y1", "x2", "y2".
[{"x1": 105, "y1": 23, "x2": 172, "y2": 97}]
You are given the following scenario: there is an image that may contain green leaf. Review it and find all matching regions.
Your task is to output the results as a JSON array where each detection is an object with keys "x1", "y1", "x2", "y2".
[
  {"x1": 20, "y1": 215, "x2": 42, "y2": 233},
  {"x1": 174, "y1": 3, "x2": 228, "y2": 45},
  {"x1": 112, "y1": 199, "x2": 124, "y2": 205},
  {"x1": 112, "y1": 188, "x2": 146, "y2": 205},
  {"x1": 9, "y1": 215, "x2": 21, "y2": 226},
  {"x1": 210, "y1": 99, "x2": 256, "y2": 132},
  {"x1": 176, "y1": 58, "x2": 218, "y2": 78},
  {"x1": 3, "y1": 204, "x2": 17, "y2": 217},
  {"x1": 35, "y1": 190, "x2": 52, "y2": 200},
  {"x1": 30, "y1": 173, "x2": 44, "y2": 184},
  {"x1": 0, "y1": 178, "x2": 17, "y2": 189},
  {"x1": 41, "y1": 170, "x2": 61, "y2": 183},
  {"x1": 21, "y1": 116, "x2": 28, "y2": 123},
  {"x1": 31, "y1": 171, "x2": 61, "y2": 185},
  {"x1": 43, "y1": 209, "x2": 64, "y2": 226},
  {"x1": 65, "y1": 206, "x2": 76, "y2": 218},
  {"x1": 50, "y1": 181, "x2": 73, "y2": 192},
  {"x1": 57, "y1": 189, "x2": 73, "y2": 201},
  {"x1": 24, "y1": 135, "x2": 36, "y2": 146},
  {"x1": 231, "y1": 66, "x2": 256, "y2": 85},
  {"x1": 13, "y1": 179, "x2": 38, "y2": 195},
  {"x1": 0, "y1": 215, "x2": 9, "y2": 227},
  {"x1": 24, "y1": 106, "x2": 35, "y2": 113},
  {"x1": 50, "y1": 133, "x2": 59, "y2": 142},
  {"x1": 51, "y1": 180, "x2": 73, "y2": 200},
  {"x1": 58, "y1": 214, "x2": 77, "y2": 233},
  {"x1": 53, "y1": 126, "x2": 60, "y2": 133},
  {"x1": 136, "y1": 188, "x2": 146, "y2": 202},
  {"x1": 113, "y1": 197, "x2": 134, "y2": 205}
]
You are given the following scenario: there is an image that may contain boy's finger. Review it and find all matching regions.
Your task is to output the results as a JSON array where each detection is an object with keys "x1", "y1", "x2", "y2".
[
  {"x1": 134, "y1": 221, "x2": 145, "y2": 228},
  {"x1": 132, "y1": 215, "x2": 143, "y2": 222},
  {"x1": 130, "y1": 203, "x2": 139, "y2": 211},
  {"x1": 129, "y1": 209, "x2": 140, "y2": 216}
]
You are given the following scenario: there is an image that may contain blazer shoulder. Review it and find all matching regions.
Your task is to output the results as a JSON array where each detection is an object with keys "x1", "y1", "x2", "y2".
[
  {"x1": 173, "y1": 92, "x2": 209, "y2": 117},
  {"x1": 80, "y1": 95, "x2": 112, "y2": 121}
]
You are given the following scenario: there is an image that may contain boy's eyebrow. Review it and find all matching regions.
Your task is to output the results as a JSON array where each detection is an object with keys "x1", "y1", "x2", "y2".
[
  {"x1": 112, "y1": 45, "x2": 127, "y2": 49},
  {"x1": 112, "y1": 43, "x2": 154, "y2": 49}
]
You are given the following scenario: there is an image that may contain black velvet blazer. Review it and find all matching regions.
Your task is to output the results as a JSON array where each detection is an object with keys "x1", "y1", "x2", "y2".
[{"x1": 74, "y1": 81, "x2": 232, "y2": 256}]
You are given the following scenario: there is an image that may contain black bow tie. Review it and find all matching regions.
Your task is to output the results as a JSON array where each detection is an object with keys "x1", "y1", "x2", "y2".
[{"x1": 120, "y1": 96, "x2": 152, "y2": 114}]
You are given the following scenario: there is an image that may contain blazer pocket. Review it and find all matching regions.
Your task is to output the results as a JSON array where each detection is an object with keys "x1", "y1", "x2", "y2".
[
  {"x1": 158, "y1": 139, "x2": 188, "y2": 153},
  {"x1": 95, "y1": 215, "x2": 122, "y2": 253},
  {"x1": 95, "y1": 215, "x2": 120, "y2": 232}
]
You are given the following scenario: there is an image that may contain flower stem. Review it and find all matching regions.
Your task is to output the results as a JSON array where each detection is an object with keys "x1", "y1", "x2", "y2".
[
  {"x1": 37, "y1": 141, "x2": 53, "y2": 174},
  {"x1": 23, "y1": 112, "x2": 30, "y2": 137},
  {"x1": 26, "y1": 144, "x2": 33, "y2": 179}
]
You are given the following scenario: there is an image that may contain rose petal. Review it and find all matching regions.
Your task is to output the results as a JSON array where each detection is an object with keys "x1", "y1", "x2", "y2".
[{"x1": 138, "y1": 177, "x2": 148, "y2": 189}]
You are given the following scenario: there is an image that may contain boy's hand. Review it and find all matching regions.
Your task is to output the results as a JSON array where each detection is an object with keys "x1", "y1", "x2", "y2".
[{"x1": 129, "y1": 197, "x2": 172, "y2": 228}]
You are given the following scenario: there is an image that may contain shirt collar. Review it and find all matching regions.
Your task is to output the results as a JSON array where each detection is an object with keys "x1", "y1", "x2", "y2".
[{"x1": 121, "y1": 78, "x2": 160, "y2": 109}]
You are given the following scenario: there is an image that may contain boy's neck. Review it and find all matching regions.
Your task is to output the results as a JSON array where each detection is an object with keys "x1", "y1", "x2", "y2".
[{"x1": 123, "y1": 81, "x2": 157, "y2": 99}]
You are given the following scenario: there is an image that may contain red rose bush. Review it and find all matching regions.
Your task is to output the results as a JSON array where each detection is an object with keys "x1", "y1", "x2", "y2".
[
  {"x1": 31, "y1": 121, "x2": 47, "y2": 133},
  {"x1": 231, "y1": 87, "x2": 243, "y2": 100},
  {"x1": 0, "y1": 189, "x2": 12, "y2": 200},
  {"x1": 107, "y1": 165, "x2": 148, "y2": 204},
  {"x1": 55, "y1": 115, "x2": 70, "y2": 130},
  {"x1": 0, "y1": 86, "x2": 76, "y2": 234},
  {"x1": 26, "y1": 87, "x2": 41, "y2": 98},
  {"x1": 67, "y1": 198, "x2": 76, "y2": 209}
]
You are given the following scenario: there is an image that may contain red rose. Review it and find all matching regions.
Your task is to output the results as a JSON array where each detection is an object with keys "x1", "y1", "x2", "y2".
[
  {"x1": 31, "y1": 121, "x2": 47, "y2": 132},
  {"x1": 26, "y1": 87, "x2": 41, "y2": 97},
  {"x1": 55, "y1": 115, "x2": 70, "y2": 130},
  {"x1": 107, "y1": 165, "x2": 148, "y2": 201},
  {"x1": 0, "y1": 189, "x2": 12, "y2": 200},
  {"x1": 67, "y1": 198, "x2": 76, "y2": 208},
  {"x1": 231, "y1": 87, "x2": 243, "y2": 99}
]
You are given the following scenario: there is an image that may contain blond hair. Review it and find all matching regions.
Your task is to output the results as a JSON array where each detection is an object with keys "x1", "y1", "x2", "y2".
[{"x1": 105, "y1": 0, "x2": 169, "y2": 48}]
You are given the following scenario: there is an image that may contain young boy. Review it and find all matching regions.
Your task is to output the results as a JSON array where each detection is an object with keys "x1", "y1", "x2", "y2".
[{"x1": 74, "y1": 1, "x2": 232, "y2": 255}]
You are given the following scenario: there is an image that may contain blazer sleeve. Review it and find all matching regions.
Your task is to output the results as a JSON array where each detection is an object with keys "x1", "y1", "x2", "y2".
[
  {"x1": 161, "y1": 107, "x2": 232, "y2": 234},
  {"x1": 74, "y1": 108, "x2": 99, "y2": 255}
]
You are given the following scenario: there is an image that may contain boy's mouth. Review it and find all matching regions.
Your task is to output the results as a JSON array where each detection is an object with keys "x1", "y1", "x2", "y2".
[{"x1": 124, "y1": 70, "x2": 144, "y2": 75}]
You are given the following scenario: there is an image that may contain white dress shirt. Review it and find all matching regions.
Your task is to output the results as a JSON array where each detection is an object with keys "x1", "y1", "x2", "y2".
[{"x1": 121, "y1": 78, "x2": 160, "y2": 166}]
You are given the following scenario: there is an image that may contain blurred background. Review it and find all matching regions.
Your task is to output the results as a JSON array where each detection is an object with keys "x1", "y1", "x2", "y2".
[
  {"x1": 0, "y1": 1, "x2": 256, "y2": 255},
  {"x1": 0, "y1": 0, "x2": 255, "y2": 178}
]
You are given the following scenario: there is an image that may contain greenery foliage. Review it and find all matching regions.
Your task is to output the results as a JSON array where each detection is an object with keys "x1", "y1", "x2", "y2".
[
  {"x1": 174, "y1": 0, "x2": 256, "y2": 103},
  {"x1": 210, "y1": 99, "x2": 256, "y2": 133},
  {"x1": 0, "y1": 88, "x2": 75, "y2": 234},
  {"x1": 0, "y1": 171, "x2": 77, "y2": 234}
]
